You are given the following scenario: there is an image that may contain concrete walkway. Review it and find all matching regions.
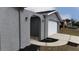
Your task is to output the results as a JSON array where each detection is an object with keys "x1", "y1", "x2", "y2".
[
  {"x1": 69, "y1": 35, "x2": 79, "y2": 44},
  {"x1": 49, "y1": 33, "x2": 70, "y2": 41},
  {"x1": 31, "y1": 33, "x2": 79, "y2": 46}
]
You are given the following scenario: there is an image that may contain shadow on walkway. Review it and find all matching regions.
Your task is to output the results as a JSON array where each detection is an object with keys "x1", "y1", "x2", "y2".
[{"x1": 19, "y1": 44, "x2": 40, "y2": 51}]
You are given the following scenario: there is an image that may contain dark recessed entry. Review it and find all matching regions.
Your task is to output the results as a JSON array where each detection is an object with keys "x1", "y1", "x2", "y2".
[{"x1": 30, "y1": 15, "x2": 41, "y2": 40}]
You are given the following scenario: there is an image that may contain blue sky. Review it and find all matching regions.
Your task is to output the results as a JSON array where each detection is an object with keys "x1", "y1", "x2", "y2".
[{"x1": 56, "y1": 7, "x2": 79, "y2": 21}]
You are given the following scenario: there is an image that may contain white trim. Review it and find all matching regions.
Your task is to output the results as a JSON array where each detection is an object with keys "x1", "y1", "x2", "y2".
[{"x1": 48, "y1": 11, "x2": 56, "y2": 15}]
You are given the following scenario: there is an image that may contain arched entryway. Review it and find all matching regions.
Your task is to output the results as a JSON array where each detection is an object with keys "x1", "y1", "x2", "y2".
[{"x1": 30, "y1": 15, "x2": 41, "y2": 41}]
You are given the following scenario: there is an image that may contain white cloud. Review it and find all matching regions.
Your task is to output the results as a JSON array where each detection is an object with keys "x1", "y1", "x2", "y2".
[{"x1": 60, "y1": 14, "x2": 71, "y2": 20}]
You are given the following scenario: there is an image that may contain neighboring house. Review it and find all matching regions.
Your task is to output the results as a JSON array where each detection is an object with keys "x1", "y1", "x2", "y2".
[
  {"x1": 60, "y1": 19, "x2": 72, "y2": 28},
  {"x1": 0, "y1": 7, "x2": 62, "y2": 51},
  {"x1": 60, "y1": 19, "x2": 79, "y2": 29},
  {"x1": 67, "y1": 20, "x2": 72, "y2": 27}
]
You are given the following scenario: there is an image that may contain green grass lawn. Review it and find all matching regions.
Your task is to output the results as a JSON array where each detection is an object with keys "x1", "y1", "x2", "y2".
[{"x1": 60, "y1": 28, "x2": 79, "y2": 36}]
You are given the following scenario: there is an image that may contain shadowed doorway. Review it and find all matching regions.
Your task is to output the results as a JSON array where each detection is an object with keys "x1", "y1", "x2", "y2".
[{"x1": 30, "y1": 15, "x2": 41, "y2": 41}]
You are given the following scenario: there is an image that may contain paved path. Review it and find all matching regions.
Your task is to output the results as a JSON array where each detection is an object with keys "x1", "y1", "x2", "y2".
[
  {"x1": 31, "y1": 33, "x2": 79, "y2": 46},
  {"x1": 69, "y1": 35, "x2": 79, "y2": 44},
  {"x1": 49, "y1": 33, "x2": 70, "y2": 41}
]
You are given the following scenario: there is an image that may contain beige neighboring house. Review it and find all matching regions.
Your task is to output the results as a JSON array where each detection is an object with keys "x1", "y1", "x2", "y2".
[{"x1": 63, "y1": 20, "x2": 68, "y2": 28}]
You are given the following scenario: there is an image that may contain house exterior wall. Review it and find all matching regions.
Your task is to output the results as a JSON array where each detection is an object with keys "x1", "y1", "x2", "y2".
[
  {"x1": 20, "y1": 9, "x2": 45, "y2": 48},
  {"x1": 0, "y1": 8, "x2": 42, "y2": 50},
  {"x1": 44, "y1": 13, "x2": 60, "y2": 38},
  {"x1": 0, "y1": 8, "x2": 59, "y2": 50},
  {"x1": 20, "y1": 10, "x2": 33, "y2": 48},
  {"x1": 0, "y1": 8, "x2": 19, "y2": 51}
]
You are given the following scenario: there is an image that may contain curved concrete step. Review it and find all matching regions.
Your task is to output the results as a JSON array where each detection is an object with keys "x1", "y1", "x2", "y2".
[{"x1": 31, "y1": 39, "x2": 68, "y2": 47}]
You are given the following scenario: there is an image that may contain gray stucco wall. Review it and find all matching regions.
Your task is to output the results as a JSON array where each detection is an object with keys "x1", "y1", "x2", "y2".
[
  {"x1": 0, "y1": 8, "x2": 45, "y2": 50},
  {"x1": 20, "y1": 10, "x2": 32, "y2": 48},
  {"x1": 0, "y1": 8, "x2": 19, "y2": 51},
  {"x1": 20, "y1": 9, "x2": 45, "y2": 48},
  {"x1": 46, "y1": 13, "x2": 60, "y2": 22},
  {"x1": 0, "y1": 8, "x2": 37, "y2": 50},
  {"x1": 20, "y1": 10, "x2": 44, "y2": 48}
]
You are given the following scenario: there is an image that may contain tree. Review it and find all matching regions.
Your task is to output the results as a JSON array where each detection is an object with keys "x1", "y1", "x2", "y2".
[
  {"x1": 71, "y1": 19, "x2": 75, "y2": 26},
  {"x1": 75, "y1": 21, "x2": 79, "y2": 27}
]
